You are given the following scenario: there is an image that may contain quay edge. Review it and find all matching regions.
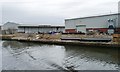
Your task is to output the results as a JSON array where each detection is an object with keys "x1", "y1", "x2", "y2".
[{"x1": 1, "y1": 38, "x2": 120, "y2": 48}]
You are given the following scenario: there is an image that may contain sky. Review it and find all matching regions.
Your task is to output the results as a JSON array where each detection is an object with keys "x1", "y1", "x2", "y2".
[{"x1": 0, "y1": 0, "x2": 119, "y2": 25}]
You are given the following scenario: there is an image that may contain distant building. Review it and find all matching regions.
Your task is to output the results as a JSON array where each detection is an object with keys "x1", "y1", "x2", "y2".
[
  {"x1": 18, "y1": 24, "x2": 65, "y2": 33},
  {"x1": 2, "y1": 22, "x2": 19, "y2": 34},
  {"x1": 1, "y1": 22, "x2": 65, "y2": 34},
  {"x1": 65, "y1": 13, "x2": 120, "y2": 34}
]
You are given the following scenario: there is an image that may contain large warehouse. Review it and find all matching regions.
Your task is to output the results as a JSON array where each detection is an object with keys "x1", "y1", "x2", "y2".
[
  {"x1": 18, "y1": 24, "x2": 65, "y2": 33},
  {"x1": 1, "y1": 22, "x2": 65, "y2": 34},
  {"x1": 65, "y1": 13, "x2": 120, "y2": 34}
]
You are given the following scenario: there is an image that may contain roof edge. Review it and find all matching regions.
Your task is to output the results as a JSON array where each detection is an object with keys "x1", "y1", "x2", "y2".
[{"x1": 65, "y1": 13, "x2": 119, "y2": 20}]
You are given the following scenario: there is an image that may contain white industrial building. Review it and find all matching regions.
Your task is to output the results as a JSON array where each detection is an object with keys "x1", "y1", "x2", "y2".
[
  {"x1": 18, "y1": 24, "x2": 65, "y2": 33},
  {"x1": 1, "y1": 22, "x2": 65, "y2": 34},
  {"x1": 2, "y1": 22, "x2": 19, "y2": 34},
  {"x1": 65, "y1": 13, "x2": 120, "y2": 34}
]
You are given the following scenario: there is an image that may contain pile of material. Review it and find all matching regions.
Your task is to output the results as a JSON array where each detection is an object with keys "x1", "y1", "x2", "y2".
[
  {"x1": 35, "y1": 33, "x2": 61, "y2": 40},
  {"x1": 113, "y1": 34, "x2": 120, "y2": 43}
]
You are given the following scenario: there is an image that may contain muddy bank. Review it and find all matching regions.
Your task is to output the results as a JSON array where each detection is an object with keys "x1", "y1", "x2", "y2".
[
  {"x1": 1, "y1": 33, "x2": 120, "y2": 48},
  {"x1": 1, "y1": 38, "x2": 120, "y2": 48}
]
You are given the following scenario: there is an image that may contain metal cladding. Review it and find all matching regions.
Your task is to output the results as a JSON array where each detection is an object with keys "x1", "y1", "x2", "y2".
[
  {"x1": 65, "y1": 13, "x2": 120, "y2": 33},
  {"x1": 18, "y1": 25, "x2": 65, "y2": 33}
]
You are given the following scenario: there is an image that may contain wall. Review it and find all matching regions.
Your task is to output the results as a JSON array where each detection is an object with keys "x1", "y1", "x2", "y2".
[
  {"x1": 65, "y1": 29, "x2": 76, "y2": 33},
  {"x1": 65, "y1": 20, "x2": 76, "y2": 29},
  {"x1": 2, "y1": 22, "x2": 19, "y2": 34},
  {"x1": 2, "y1": 22, "x2": 19, "y2": 30},
  {"x1": 18, "y1": 27, "x2": 24, "y2": 33},
  {"x1": 65, "y1": 14, "x2": 119, "y2": 33},
  {"x1": 18, "y1": 27, "x2": 65, "y2": 33},
  {"x1": 76, "y1": 25, "x2": 86, "y2": 33},
  {"x1": 75, "y1": 15, "x2": 118, "y2": 28}
]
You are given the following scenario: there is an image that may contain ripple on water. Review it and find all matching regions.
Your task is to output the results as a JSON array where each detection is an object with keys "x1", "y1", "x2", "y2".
[{"x1": 1, "y1": 41, "x2": 119, "y2": 70}]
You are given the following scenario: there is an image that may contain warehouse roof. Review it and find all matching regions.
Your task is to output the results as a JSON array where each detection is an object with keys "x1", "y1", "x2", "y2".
[
  {"x1": 19, "y1": 24, "x2": 51, "y2": 26},
  {"x1": 65, "y1": 13, "x2": 119, "y2": 21},
  {"x1": 18, "y1": 24, "x2": 65, "y2": 28}
]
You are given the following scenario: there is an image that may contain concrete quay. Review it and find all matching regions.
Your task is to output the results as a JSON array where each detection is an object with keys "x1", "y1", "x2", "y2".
[{"x1": 1, "y1": 37, "x2": 120, "y2": 48}]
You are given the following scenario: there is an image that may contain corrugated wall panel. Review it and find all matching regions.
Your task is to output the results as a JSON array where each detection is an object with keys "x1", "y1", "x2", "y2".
[
  {"x1": 65, "y1": 20, "x2": 76, "y2": 29},
  {"x1": 65, "y1": 14, "x2": 118, "y2": 33}
]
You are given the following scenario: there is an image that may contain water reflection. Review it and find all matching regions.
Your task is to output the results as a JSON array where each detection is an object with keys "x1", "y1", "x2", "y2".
[
  {"x1": 64, "y1": 45, "x2": 119, "y2": 70},
  {"x1": 0, "y1": 41, "x2": 2, "y2": 71},
  {"x1": 2, "y1": 41, "x2": 119, "y2": 70},
  {"x1": 2, "y1": 41, "x2": 41, "y2": 55}
]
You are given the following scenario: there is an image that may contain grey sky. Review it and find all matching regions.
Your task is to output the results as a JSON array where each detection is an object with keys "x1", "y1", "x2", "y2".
[{"x1": 0, "y1": 0, "x2": 119, "y2": 25}]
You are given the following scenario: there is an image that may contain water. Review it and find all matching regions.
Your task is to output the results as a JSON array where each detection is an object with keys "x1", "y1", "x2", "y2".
[
  {"x1": 0, "y1": 41, "x2": 2, "y2": 71},
  {"x1": 1, "y1": 40, "x2": 119, "y2": 70}
]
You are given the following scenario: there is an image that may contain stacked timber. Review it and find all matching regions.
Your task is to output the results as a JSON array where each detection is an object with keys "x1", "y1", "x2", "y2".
[{"x1": 113, "y1": 34, "x2": 120, "y2": 43}]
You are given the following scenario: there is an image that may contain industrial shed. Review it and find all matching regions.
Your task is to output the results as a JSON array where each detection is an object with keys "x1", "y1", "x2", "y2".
[
  {"x1": 2, "y1": 22, "x2": 19, "y2": 34},
  {"x1": 65, "y1": 13, "x2": 120, "y2": 34},
  {"x1": 18, "y1": 24, "x2": 65, "y2": 33}
]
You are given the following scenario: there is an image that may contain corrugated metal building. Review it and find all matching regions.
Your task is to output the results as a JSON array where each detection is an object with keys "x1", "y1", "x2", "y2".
[
  {"x1": 2, "y1": 22, "x2": 19, "y2": 34},
  {"x1": 2, "y1": 22, "x2": 19, "y2": 30},
  {"x1": 18, "y1": 24, "x2": 65, "y2": 33},
  {"x1": 65, "y1": 13, "x2": 120, "y2": 33}
]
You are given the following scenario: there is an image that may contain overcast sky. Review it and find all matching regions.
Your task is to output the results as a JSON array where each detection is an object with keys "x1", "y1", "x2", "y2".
[{"x1": 0, "y1": 0, "x2": 119, "y2": 25}]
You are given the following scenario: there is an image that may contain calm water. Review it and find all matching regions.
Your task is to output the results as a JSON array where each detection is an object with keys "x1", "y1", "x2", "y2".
[{"x1": 1, "y1": 40, "x2": 119, "y2": 70}]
